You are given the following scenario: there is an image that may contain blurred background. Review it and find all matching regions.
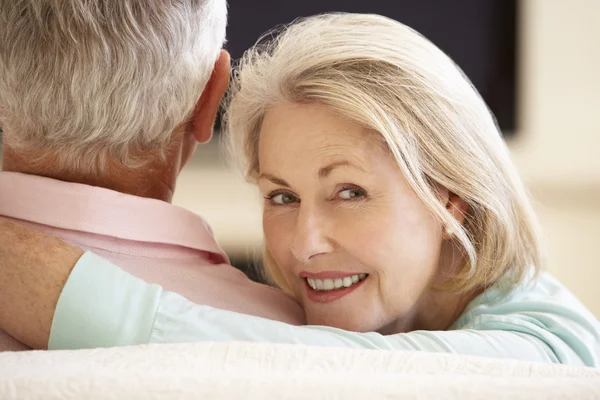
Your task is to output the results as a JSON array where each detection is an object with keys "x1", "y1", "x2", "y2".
[
  {"x1": 173, "y1": 0, "x2": 600, "y2": 316},
  {"x1": 1, "y1": 0, "x2": 598, "y2": 315}
]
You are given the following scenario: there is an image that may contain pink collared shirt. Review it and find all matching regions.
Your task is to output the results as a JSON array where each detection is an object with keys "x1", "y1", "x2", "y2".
[{"x1": 0, "y1": 172, "x2": 305, "y2": 351}]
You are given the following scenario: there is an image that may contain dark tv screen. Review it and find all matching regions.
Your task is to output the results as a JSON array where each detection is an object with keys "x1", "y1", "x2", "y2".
[{"x1": 222, "y1": 0, "x2": 517, "y2": 134}]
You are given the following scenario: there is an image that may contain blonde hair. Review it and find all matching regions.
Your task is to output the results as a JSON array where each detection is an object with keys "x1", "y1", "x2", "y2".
[
  {"x1": 0, "y1": 0, "x2": 226, "y2": 172},
  {"x1": 225, "y1": 13, "x2": 545, "y2": 292}
]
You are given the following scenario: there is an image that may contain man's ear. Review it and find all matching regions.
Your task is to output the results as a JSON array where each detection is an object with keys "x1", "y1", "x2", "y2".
[{"x1": 190, "y1": 50, "x2": 231, "y2": 144}]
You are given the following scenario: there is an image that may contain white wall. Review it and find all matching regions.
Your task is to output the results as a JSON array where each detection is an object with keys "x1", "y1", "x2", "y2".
[{"x1": 516, "y1": 0, "x2": 600, "y2": 184}]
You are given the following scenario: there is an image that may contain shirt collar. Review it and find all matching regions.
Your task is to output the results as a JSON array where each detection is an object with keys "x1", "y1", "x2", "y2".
[{"x1": 0, "y1": 171, "x2": 229, "y2": 263}]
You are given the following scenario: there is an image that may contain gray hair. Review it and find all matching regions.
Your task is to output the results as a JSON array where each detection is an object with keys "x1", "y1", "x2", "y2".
[{"x1": 0, "y1": 0, "x2": 227, "y2": 172}]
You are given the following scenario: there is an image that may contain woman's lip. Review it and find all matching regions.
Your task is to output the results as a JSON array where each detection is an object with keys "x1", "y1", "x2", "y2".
[
  {"x1": 300, "y1": 271, "x2": 366, "y2": 279},
  {"x1": 304, "y1": 276, "x2": 367, "y2": 304}
]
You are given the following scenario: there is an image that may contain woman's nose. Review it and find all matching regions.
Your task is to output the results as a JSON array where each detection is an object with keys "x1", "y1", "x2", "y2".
[{"x1": 290, "y1": 207, "x2": 334, "y2": 264}]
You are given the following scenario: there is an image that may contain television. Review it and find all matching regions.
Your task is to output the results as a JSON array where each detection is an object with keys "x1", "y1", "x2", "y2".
[{"x1": 222, "y1": 0, "x2": 517, "y2": 134}]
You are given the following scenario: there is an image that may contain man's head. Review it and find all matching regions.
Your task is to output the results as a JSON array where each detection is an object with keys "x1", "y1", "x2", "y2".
[{"x1": 0, "y1": 0, "x2": 228, "y2": 178}]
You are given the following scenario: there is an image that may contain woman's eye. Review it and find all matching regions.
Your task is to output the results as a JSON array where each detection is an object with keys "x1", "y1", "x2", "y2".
[
  {"x1": 270, "y1": 192, "x2": 298, "y2": 205},
  {"x1": 338, "y1": 188, "x2": 366, "y2": 200}
]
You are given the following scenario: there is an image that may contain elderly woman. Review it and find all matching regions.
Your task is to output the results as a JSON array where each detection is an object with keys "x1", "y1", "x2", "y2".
[
  {"x1": 1, "y1": 13, "x2": 598, "y2": 366},
  {"x1": 226, "y1": 13, "x2": 543, "y2": 334}
]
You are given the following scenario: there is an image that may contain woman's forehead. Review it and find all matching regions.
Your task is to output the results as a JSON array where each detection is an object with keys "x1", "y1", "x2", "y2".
[
  {"x1": 259, "y1": 103, "x2": 384, "y2": 158},
  {"x1": 256, "y1": 105, "x2": 405, "y2": 186}
]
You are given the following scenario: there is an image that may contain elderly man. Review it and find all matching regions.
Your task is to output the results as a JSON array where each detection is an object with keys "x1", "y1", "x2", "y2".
[{"x1": 0, "y1": 0, "x2": 304, "y2": 351}]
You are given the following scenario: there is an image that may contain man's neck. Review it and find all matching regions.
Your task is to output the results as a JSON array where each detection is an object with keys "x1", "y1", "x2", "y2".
[{"x1": 2, "y1": 145, "x2": 182, "y2": 203}]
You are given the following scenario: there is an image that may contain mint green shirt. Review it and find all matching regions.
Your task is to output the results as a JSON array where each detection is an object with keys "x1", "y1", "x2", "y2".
[{"x1": 49, "y1": 252, "x2": 600, "y2": 367}]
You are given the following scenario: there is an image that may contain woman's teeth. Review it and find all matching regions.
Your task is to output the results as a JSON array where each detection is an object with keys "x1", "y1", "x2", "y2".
[{"x1": 306, "y1": 273, "x2": 367, "y2": 292}]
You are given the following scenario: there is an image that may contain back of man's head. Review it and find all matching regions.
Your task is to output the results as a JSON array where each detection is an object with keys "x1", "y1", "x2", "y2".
[{"x1": 0, "y1": 0, "x2": 226, "y2": 172}]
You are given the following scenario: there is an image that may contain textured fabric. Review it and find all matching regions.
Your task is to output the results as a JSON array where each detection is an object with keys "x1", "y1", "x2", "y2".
[
  {"x1": 50, "y1": 253, "x2": 600, "y2": 367},
  {"x1": 0, "y1": 172, "x2": 304, "y2": 351},
  {"x1": 2, "y1": 342, "x2": 600, "y2": 399}
]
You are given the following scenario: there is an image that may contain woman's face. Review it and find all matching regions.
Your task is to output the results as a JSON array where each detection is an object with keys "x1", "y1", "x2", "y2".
[{"x1": 258, "y1": 103, "x2": 446, "y2": 333}]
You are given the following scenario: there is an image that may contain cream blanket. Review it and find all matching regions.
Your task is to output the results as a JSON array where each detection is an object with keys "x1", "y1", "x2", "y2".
[{"x1": 1, "y1": 342, "x2": 599, "y2": 399}]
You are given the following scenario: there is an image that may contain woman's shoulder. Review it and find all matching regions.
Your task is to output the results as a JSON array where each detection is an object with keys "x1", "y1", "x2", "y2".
[
  {"x1": 466, "y1": 272, "x2": 595, "y2": 314},
  {"x1": 452, "y1": 272, "x2": 600, "y2": 367}
]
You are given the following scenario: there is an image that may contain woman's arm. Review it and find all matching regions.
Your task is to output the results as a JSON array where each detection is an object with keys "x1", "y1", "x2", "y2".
[{"x1": 50, "y1": 252, "x2": 599, "y2": 367}]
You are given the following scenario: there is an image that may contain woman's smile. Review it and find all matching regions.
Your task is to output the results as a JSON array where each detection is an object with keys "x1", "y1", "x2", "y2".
[{"x1": 301, "y1": 271, "x2": 369, "y2": 303}]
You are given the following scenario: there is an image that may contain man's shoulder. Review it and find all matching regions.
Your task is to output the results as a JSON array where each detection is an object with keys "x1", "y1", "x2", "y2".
[{"x1": 0, "y1": 171, "x2": 229, "y2": 263}]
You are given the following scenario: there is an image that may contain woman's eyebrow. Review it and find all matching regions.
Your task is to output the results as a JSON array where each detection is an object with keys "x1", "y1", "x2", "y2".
[
  {"x1": 258, "y1": 160, "x2": 368, "y2": 186},
  {"x1": 258, "y1": 173, "x2": 290, "y2": 188},
  {"x1": 318, "y1": 160, "x2": 367, "y2": 179}
]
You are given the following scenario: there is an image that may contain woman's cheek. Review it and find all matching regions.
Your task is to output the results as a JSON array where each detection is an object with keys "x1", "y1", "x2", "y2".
[
  {"x1": 263, "y1": 215, "x2": 293, "y2": 264},
  {"x1": 341, "y1": 219, "x2": 389, "y2": 265}
]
